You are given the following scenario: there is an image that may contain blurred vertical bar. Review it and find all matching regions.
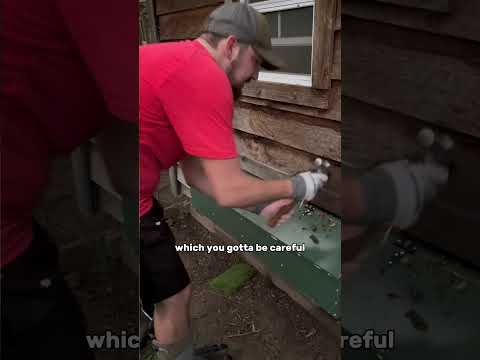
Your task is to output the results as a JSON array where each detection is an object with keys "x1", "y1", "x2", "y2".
[{"x1": 2, "y1": 0, "x2": 140, "y2": 358}]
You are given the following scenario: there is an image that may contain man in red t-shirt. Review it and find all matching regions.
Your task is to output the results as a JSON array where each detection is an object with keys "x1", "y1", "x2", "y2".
[
  {"x1": 139, "y1": 3, "x2": 328, "y2": 359},
  {"x1": 1, "y1": 1, "x2": 137, "y2": 358},
  {"x1": 140, "y1": 3, "x2": 454, "y2": 359}
]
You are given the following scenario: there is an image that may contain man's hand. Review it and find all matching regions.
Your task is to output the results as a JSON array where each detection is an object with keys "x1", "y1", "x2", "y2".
[
  {"x1": 259, "y1": 199, "x2": 296, "y2": 227},
  {"x1": 379, "y1": 159, "x2": 449, "y2": 228},
  {"x1": 344, "y1": 128, "x2": 454, "y2": 229},
  {"x1": 292, "y1": 171, "x2": 328, "y2": 201}
]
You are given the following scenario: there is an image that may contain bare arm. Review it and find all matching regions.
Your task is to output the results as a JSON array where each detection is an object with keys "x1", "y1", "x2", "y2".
[{"x1": 180, "y1": 156, "x2": 293, "y2": 208}]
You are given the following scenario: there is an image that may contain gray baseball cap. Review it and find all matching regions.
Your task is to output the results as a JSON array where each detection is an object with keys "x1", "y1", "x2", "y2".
[{"x1": 206, "y1": 3, "x2": 284, "y2": 70}]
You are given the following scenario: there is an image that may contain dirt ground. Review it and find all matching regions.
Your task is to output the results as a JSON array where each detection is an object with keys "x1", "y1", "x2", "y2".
[
  {"x1": 36, "y1": 157, "x2": 339, "y2": 360},
  {"x1": 35, "y1": 157, "x2": 138, "y2": 360},
  {"x1": 166, "y1": 196, "x2": 339, "y2": 360}
]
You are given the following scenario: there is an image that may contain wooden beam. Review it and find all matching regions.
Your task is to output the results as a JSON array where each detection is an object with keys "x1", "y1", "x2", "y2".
[
  {"x1": 139, "y1": 0, "x2": 158, "y2": 44},
  {"x1": 239, "y1": 156, "x2": 288, "y2": 180},
  {"x1": 335, "y1": 0, "x2": 341, "y2": 30},
  {"x1": 312, "y1": 0, "x2": 337, "y2": 89},
  {"x1": 239, "y1": 80, "x2": 341, "y2": 121},
  {"x1": 343, "y1": 1, "x2": 480, "y2": 43},
  {"x1": 342, "y1": 22, "x2": 480, "y2": 139},
  {"x1": 331, "y1": 31, "x2": 341, "y2": 80},
  {"x1": 233, "y1": 104, "x2": 341, "y2": 162},
  {"x1": 235, "y1": 132, "x2": 341, "y2": 215},
  {"x1": 241, "y1": 80, "x2": 330, "y2": 109},
  {"x1": 158, "y1": 5, "x2": 215, "y2": 41},
  {"x1": 156, "y1": 0, "x2": 222, "y2": 15},
  {"x1": 375, "y1": 0, "x2": 450, "y2": 13}
]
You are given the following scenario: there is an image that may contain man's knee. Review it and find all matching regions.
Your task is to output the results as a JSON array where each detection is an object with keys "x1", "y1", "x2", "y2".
[
  {"x1": 157, "y1": 284, "x2": 192, "y2": 315},
  {"x1": 153, "y1": 285, "x2": 192, "y2": 343},
  {"x1": 164, "y1": 285, "x2": 192, "y2": 308}
]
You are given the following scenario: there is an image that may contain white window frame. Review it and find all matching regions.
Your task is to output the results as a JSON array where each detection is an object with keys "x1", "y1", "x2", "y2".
[{"x1": 241, "y1": 0, "x2": 315, "y2": 87}]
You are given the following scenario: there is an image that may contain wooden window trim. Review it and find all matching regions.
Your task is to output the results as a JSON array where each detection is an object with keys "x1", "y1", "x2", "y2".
[
  {"x1": 246, "y1": 0, "x2": 314, "y2": 12},
  {"x1": 245, "y1": 0, "x2": 315, "y2": 87},
  {"x1": 238, "y1": 0, "x2": 337, "y2": 100},
  {"x1": 311, "y1": 0, "x2": 337, "y2": 89},
  {"x1": 257, "y1": 72, "x2": 312, "y2": 87},
  {"x1": 240, "y1": 80, "x2": 330, "y2": 109}
]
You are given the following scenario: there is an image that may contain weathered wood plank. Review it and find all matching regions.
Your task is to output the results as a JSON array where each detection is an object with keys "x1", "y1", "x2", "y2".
[
  {"x1": 238, "y1": 96, "x2": 338, "y2": 121},
  {"x1": 156, "y1": 0, "x2": 222, "y2": 15},
  {"x1": 335, "y1": 0, "x2": 341, "y2": 30},
  {"x1": 343, "y1": 96, "x2": 480, "y2": 267},
  {"x1": 312, "y1": 0, "x2": 337, "y2": 89},
  {"x1": 233, "y1": 104, "x2": 341, "y2": 162},
  {"x1": 235, "y1": 132, "x2": 341, "y2": 215},
  {"x1": 331, "y1": 31, "x2": 341, "y2": 80},
  {"x1": 375, "y1": 0, "x2": 450, "y2": 13},
  {"x1": 139, "y1": 0, "x2": 158, "y2": 44},
  {"x1": 239, "y1": 81, "x2": 341, "y2": 121},
  {"x1": 241, "y1": 81, "x2": 330, "y2": 109},
  {"x1": 342, "y1": 24, "x2": 480, "y2": 139},
  {"x1": 240, "y1": 156, "x2": 288, "y2": 180},
  {"x1": 158, "y1": 6, "x2": 215, "y2": 41},
  {"x1": 343, "y1": 1, "x2": 480, "y2": 43}
]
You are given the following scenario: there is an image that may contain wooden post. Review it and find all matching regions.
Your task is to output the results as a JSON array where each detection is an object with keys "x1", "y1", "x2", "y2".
[
  {"x1": 312, "y1": 0, "x2": 337, "y2": 89},
  {"x1": 139, "y1": 0, "x2": 158, "y2": 44}
]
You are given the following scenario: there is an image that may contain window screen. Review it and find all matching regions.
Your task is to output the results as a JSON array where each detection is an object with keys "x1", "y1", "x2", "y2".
[{"x1": 264, "y1": 6, "x2": 313, "y2": 75}]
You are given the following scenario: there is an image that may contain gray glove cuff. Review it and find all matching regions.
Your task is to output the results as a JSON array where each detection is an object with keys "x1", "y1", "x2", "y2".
[
  {"x1": 291, "y1": 175, "x2": 307, "y2": 201},
  {"x1": 358, "y1": 167, "x2": 397, "y2": 225}
]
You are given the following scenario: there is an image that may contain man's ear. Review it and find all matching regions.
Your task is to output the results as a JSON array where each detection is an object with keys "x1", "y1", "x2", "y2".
[{"x1": 225, "y1": 35, "x2": 238, "y2": 60}]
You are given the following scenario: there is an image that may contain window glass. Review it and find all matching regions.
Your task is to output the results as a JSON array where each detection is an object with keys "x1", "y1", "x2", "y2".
[
  {"x1": 281, "y1": 7, "x2": 313, "y2": 37},
  {"x1": 271, "y1": 45, "x2": 312, "y2": 74},
  {"x1": 250, "y1": 2, "x2": 314, "y2": 79},
  {"x1": 265, "y1": 12, "x2": 279, "y2": 37}
]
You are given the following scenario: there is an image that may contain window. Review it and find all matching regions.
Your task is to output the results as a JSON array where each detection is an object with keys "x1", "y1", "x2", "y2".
[{"x1": 241, "y1": 0, "x2": 315, "y2": 87}]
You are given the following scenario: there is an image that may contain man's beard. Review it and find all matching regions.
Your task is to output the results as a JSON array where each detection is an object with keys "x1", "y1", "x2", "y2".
[{"x1": 227, "y1": 58, "x2": 244, "y2": 101}]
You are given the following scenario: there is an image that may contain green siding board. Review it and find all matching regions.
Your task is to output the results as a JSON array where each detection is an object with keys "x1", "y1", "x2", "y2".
[{"x1": 191, "y1": 188, "x2": 341, "y2": 318}]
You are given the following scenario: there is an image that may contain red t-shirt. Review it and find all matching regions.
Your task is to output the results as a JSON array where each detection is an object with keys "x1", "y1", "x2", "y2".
[
  {"x1": 140, "y1": 40, "x2": 238, "y2": 216},
  {"x1": 1, "y1": 0, "x2": 137, "y2": 266}
]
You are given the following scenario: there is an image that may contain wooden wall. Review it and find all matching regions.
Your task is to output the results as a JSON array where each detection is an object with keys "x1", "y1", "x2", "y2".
[
  {"x1": 155, "y1": 0, "x2": 342, "y2": 217},
  {"x1": 156, "y1": 0, "x2": 224, "y2": 41},
  {"x1": 235, "y1": 0, "x2": 342, "y2": 216},
  {"x1": 343, "y1": 0, "x2": 480, "y2": 267}
]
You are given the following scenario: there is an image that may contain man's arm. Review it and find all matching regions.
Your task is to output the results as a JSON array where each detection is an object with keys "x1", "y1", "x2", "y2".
[{"x1": 180, "y1": 157, "x2": 294, "y2": 208}]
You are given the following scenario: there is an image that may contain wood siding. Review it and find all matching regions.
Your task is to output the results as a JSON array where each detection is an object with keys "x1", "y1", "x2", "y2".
[
  {"x1": 236, "y1": 0, "x2": 342, "y2": 217},
  {"x1": 343, "y1": 0, "x2": 480, "y2": 266}
]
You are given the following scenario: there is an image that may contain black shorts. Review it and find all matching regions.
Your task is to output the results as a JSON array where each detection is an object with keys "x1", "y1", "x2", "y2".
[
  {"x1": 140, "y1": 200, "x2": 190, "y2": 316},
  {"x1": 1, "y1": 221, "x2": 94, "y2": 360}
]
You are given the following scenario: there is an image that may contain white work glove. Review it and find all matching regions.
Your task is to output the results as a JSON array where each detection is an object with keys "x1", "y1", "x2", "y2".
[
  {"x1": 379, "y1": 159, "x2": 449, "y2": 228},
  {"x1": 360, "y1": 128, "x2": 453, "y2": 229},
  {"x1": 291, "y1": 158, "x2": 329, "y2": 201}
]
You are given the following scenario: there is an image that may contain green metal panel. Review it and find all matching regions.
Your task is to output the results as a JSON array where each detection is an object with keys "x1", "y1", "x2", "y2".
[{"x1": 191, "y1": 188, "x2": 341, "y2": 318}]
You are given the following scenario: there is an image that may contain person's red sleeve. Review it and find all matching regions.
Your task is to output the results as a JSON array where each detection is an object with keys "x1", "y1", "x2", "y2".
[
  {"x1": 55, "y1": 0, "x2": 137, "y2": 123},
  {"x1": 159, "y1": 61, "x2": 238, "y2": 160}
]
